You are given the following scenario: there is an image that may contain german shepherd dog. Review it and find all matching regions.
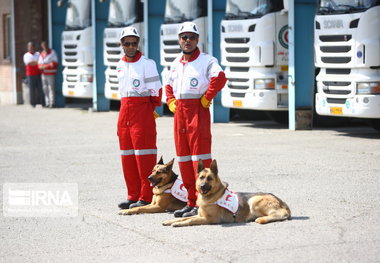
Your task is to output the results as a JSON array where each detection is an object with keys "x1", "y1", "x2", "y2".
[
  {"x1": 162, "y1": 159, "x2": 291, "y2": 227},
  {"x1": 118, "y1": 157, "x2": 186, "y2": 215}
]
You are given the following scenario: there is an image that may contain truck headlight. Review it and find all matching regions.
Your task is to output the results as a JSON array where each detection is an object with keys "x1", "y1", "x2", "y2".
[
  {"x1": 254, "y1": 79, "x2": 275, "y2": 89},
  {"x1": 80, "y1": 74, "x2": 93, "y2": 83},
  {"x1": 357, "y1": 82, "x2": 380, "y2": 95}
]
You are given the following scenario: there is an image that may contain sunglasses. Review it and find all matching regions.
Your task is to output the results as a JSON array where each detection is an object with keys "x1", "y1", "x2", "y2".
[
  {"x1": 180, "y1": 35, "x2": 197, "y2": 41},
  {"x1": 122, "y1": 42, "x2": 138, "y2": 47}
]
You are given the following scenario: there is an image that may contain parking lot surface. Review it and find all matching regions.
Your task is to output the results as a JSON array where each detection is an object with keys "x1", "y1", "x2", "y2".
[{"x1": 1, "y1": 104, "x2": 380, "y2": 262}]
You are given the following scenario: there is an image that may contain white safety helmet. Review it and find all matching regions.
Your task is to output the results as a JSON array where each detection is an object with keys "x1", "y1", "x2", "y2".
[
  {"x1": 119, "y1": 26, "x2": 140, "y2": 41},
  {"x1": 178, "y1": 22, "x2": 199, "y2": 35}
]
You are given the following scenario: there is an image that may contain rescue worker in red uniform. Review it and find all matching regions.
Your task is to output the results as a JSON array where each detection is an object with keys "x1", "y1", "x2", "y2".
[
  {"x1": 38, "y1": 41, "x2": 58, "y2": 108},
  {"x1": 117, "y1": 27, "x2": 162, "y2": 210},
  {"x1": 165, "y1": 22, "x2": 227, "y2": 217}
]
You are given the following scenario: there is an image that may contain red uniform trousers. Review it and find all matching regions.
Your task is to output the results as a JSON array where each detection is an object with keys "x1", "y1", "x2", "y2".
[
  {"x1": 117, "y1": 97, "x2": 156, "y2": 202},
  {"x1": 175, "y1": 99, "x2": 212, "y2": 207}
]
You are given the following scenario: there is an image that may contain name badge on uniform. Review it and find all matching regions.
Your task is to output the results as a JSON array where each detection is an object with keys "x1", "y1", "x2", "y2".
[{"x1": 216, "y1": 189, "x2": 239, "y2": 214}]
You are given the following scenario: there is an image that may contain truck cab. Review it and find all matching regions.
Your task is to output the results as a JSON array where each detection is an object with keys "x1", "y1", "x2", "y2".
[
  {"x1": 220, "y1": 0, "x2": 288, "y2": 111},
  {"x1": 61, "y1": 0, "x2": 93, "y2": 98},
  {"x1": 103, "y1": 0, "x2": 144, "y2": 101},
  {"x1": 314, "y1": 0, "x2": 380, "y2": 130},
  {"x1": 160, "y1": 0, "x2": 207, "y2": 102}
]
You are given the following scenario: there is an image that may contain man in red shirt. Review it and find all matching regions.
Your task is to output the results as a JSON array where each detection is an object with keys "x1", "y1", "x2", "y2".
[
  {"x1": 165, "y1": 22, "x2": 227, "y2": 217},
  {"x1": 23, "y1": 42, "x2": 45, "y2": 107},
  {"x1": 38, "y1": 41, "x2": 58, "y2": 108}
]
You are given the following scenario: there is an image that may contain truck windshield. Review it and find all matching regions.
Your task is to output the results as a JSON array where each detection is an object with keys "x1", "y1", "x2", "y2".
[
  {"x1": 65, "y1": 1, "x2": 91, "y2": 30},
  {"x1": 225, "y1": 0, "x2": 284, "y2": 20},
  {"x1": 108, "y1": 0, "x2": 143, "y2": 27},
  {"x1": 164, "y1": 0, "x2": 207, "y2": 24},
  {"x1": 318, "y1": 0, "x2": 380, "y2": 14}
]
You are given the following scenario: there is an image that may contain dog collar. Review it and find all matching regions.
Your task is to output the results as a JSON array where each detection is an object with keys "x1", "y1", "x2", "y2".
[
  {"x1": 164, "y1": 178, "x2": 188, "y2": 202},
  {"x1": 215, "y1": 189, "x2": 239, "y2": 214}
]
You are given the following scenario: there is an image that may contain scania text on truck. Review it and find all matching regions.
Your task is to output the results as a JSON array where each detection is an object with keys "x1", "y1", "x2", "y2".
[
  {"x1": 60, "y1": 0, "x2": 93, "y2": 98},
  {"x1": 314, "y1": 0, "x2": 380, "y2": 130},
  {"x1": 220, "y1": 0, "x2": 289, "y2": 114},
  {"x1": 103, "y1": 0, "x2": 144, "y2": 101},
  {"x1": 160, "y1": 0, "x2": 207, "y2": 102}
]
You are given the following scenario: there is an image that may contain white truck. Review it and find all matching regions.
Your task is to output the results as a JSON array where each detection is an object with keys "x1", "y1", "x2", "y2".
[
  {"x1": 60, "y1": 0, "x2": 93, "y2": 98},
  {"x1": 314, "y1": 0, "x2": 380, "y2": 131},
  {"x1": 103, "y1": 0, "x2": 144, "y2": 101},
  {"x1": 220, "y1": 0, "x2": 289, "y2": 114},
  {"x1": 160, "y1": 0, "x2": 207, "y2": 102}
]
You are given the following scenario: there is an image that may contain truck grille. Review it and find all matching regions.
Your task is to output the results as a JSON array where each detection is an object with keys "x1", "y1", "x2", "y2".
[
  {"x1": 231, "y1": 92, "x2": 245, "y2": 98},
  {"x1": 319, "y1": 35, "x2": 351, "y2": 42},
  {"x1": 63, "y1": 44, "x2": 78, "y2": 64},
  {"x1": 225, "y1": 47, "x2": 249, "y2": 53},
  {"x1": 107, "y1": 50, "x2": 121, "y2": 55},
  {"x1": 317, "y1": 29, "x2": 355, "y2": 100},
  {"x1": 327, "y1": 98, "x2": 346, "y2": 104},
  {"x1": 320, "y1": 46, "x2": 351, "y2": 53},
  {"x1": 161, "y1": 38, "x2": 180, "y2": 66},
  {"x1": 226, "y1": 57, "x2": 249, "y2": 63},
  {"x1": 225, "y1": 38, "x2": 249, "y2": 44},
  {"x1": 107, "y1": 58, "x2": 119, "y2": 63},
  {"x1": 321, "y1": 57, "x2": 351, "y2": 64},
  {"x1": 230, "y1": 67, "x2": 249, "y2": 72},
  {"x1": 106, "y1": 43, "x2": 119, "y2": 48}
]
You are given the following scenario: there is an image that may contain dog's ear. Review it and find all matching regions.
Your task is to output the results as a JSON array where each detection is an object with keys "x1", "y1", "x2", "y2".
[
  {"x1": 197, "y1": 159, "x2": 205, "y2": 173},
  {"x1": 166, "y1": 158, "x2": 174, "y2": 171},
  {"x1": 210, "y1": 159, "x2": 218, "y2": 175},
  {"x1": 158, "y1": 156, "x2": 164, "y2": 165}
]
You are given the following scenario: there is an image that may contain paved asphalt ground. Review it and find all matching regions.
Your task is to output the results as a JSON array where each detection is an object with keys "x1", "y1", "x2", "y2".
[{"x1": 1, "y1": 104, "x2": 380, "y2": 263}]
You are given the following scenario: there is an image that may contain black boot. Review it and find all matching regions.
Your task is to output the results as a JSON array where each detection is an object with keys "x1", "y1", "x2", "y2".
[
  {"x1": 129, "y1": 200, "x2": 150, "y2": 209},
  {"x1": 118, "y1": 200, "x2": 137, "y2": 209},
  {"x1": 183, "y1": 207, "x2": 198, "y2": 217},
  {"x1": 173, "y1": 205, "x2": 194, "y2": 218}
]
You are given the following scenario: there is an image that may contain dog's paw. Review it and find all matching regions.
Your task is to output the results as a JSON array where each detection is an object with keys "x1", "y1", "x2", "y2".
[
  {"x1": 162, "y1": 220, "x2": 172, "y2": 226},
  {"x1": 255, "y1": 217, "x2": 267, "y2": 224},
  {"x1": 118, "y1": 209, "x2": 131, "y2": 215}
]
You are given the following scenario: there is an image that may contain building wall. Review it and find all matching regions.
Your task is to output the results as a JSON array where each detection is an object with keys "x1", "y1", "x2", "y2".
[
  {"x1": 0, "y1": 0, "x2": 12, "y2": 104},
  {"x1": 0, "y1": 0, "x2": 48, "y2": 105}
]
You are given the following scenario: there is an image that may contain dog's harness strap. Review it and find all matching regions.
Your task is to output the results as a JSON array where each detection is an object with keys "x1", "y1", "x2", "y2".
[
  {"x1": 165, "y1": 178, "x2": 188, "y2": 202},
  {"x1": 215, "y1": 189, "x2": 239, "y2": 214}
]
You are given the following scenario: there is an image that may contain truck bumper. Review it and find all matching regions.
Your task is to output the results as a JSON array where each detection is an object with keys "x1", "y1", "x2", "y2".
[
  {"x1": 63, "y1": 82, "x2": 93, "y2": 98},
  {"x1": 221, "y1": 88, "x2": 287, "y2": 111},
  {"x1": 316, "y1": 93, "x2": 380, "y2": 118}
]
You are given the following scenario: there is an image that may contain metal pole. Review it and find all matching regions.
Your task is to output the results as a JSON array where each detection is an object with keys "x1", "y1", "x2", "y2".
[
  {"x1": 91, "y1": 0, "x2": 97, "y2": 111},
  {"x1": 48, "y1": 0, "x2": 53, "y2": 47},
  {"x1": 288, "y1": 0, "x2": 296, "y2": 130},
  {"x1": 143, "y1": 0, "x2": 148, "y2": 56},
  {"x1": 11, "y1": 0, "x2": 17, "y2": 104},
  {"x1": 208, "y1": 0, "x2": 214, "y2": 123}
]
